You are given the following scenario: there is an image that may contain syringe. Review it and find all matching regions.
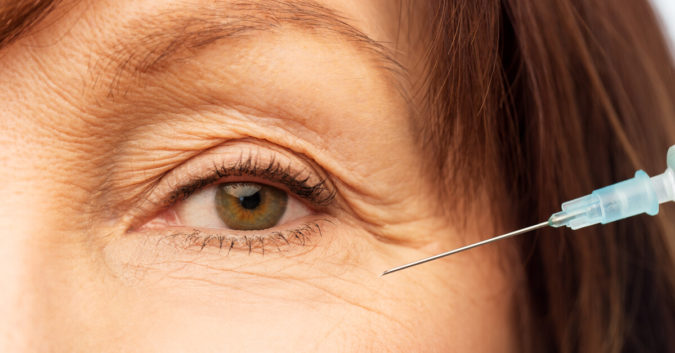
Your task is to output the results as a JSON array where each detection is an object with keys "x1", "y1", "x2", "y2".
[{"x1": 382, "y1": 145, "x2": 675, "y2": 276}]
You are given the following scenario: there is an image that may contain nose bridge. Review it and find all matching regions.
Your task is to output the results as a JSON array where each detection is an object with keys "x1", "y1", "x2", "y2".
[
  {"x1": 0, "y1": 168, "x2": 99, "y2": 352},
  {"x1": 0, "y1": 133, "x2": 105, "y2": 351},
  {"x1": 0, "y1": 207, "x2": 43, "y2": 351},
  {"x1": 0, "y1": 32, "x2": 97, "y2": 350},
  {"x1": 0, "y1": 138, "x2": 60, "y2": 351}
]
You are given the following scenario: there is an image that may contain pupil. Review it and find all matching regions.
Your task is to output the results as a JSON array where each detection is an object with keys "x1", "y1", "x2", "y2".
[{"x1": 239, "y1": 191, "x2": 261, "y2": 210}]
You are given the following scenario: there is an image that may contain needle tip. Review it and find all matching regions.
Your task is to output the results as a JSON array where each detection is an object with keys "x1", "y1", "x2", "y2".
[
  {"x1": 380, "y1": 268, "x2": 399, "y2": 277},
  {"x1": 381, "y1": 269, "x2": 395, "y2": 277}
]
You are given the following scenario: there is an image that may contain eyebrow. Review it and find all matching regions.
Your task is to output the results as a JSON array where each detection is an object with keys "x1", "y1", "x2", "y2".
[{"x1": 101, "y1": 0, "x2": 408, "y2": 98}]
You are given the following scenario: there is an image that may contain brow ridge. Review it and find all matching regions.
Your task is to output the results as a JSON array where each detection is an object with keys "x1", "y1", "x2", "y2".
[{"x1": 100, "y1": 0, "x2": 408, "y2": 99}]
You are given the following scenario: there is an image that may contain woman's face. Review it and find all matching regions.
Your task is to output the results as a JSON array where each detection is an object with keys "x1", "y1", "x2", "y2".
[{"x1": 0, "y1": 0, "x2": 517, "y2": 351}]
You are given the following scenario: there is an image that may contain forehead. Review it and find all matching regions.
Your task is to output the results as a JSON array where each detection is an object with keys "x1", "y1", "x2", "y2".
[
  {"x1": 0, "y1": 0, "x2": 412, "y2": 118},
  {"x1": 0, "y1": 0, "x2": 412, "y2": 134}
]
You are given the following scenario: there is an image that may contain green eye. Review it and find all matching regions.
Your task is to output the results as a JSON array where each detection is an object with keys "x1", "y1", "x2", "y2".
[{"x1": 215, "y1": 182, "x2": 288, "y2": 230}]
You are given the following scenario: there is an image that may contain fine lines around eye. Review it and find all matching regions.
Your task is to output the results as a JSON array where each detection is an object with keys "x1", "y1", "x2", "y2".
[{"x1": 155, "y1": 218, "x2": 333, "y2": 256}]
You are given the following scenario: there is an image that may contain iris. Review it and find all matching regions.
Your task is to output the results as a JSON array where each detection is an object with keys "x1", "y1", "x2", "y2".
[{"x1": 215, "y1": 182, "x2": 288, "y2": 230}]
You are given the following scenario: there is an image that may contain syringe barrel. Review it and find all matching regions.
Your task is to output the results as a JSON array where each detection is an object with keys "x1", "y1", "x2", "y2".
[
  {"x1": 551, "y1": 170, "x2": 659, "y2": 230},
  {"x1": 592, "y1": 170, "x2": 659, "y2": 221},
  {"x1": 550, "y1": 145, "x2": 675, "y2": 230}
]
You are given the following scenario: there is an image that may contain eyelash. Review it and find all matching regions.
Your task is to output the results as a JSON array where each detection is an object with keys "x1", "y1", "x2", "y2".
[
  {"x1": 164, "y1": 153, "x2": 336, "y2": 207},
  {"x1": 158, "y1": 221, "x2": 330, "y2": 256},
  {"x1": 150, "y1": 152, "x2": 336, "y2": 254}
]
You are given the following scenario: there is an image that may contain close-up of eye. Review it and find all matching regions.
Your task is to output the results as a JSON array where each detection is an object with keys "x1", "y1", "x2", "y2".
[{"x1": 133, "y1": 148, "x2": 336, "y2": 254}]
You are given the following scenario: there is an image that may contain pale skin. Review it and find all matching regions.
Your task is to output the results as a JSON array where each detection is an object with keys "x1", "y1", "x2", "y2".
[{"x1": 0, "y1": 0, "x2": 518, "y2": 351}]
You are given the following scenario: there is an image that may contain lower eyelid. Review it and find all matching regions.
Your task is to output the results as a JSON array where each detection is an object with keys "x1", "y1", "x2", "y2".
[
  {"x1": 105, "y1": 218, "x2": 342, "y2": 284},
  {"x1": 139, "y1": 218, "x2": 331, "y2": 255}
]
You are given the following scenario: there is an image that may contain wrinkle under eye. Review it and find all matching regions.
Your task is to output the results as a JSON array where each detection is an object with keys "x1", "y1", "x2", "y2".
[{"x1": 216, "y1": 182, "x2": 288, "y2": 230}]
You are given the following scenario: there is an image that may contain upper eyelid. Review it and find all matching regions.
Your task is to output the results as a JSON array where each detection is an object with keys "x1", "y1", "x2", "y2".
[
  {"x1": 166, "y1": 153, "x2": 336, "y2": 208},
  {"x1": 127, "y1": 142, "x2": 337, "y2": 229}
]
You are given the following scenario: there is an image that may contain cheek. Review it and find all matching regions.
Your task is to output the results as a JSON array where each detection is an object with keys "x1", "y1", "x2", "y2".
[
  {"x1": 95, "y1": 222, "x2": 516, "y2": 352},
  {"x1": 340, "y1": 238, "x2": 518, "y2": 352}
]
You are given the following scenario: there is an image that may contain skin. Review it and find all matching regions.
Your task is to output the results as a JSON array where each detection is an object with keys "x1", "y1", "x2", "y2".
[{"x1": 0, "y1": 0, "x2": 518, "y2": 351}]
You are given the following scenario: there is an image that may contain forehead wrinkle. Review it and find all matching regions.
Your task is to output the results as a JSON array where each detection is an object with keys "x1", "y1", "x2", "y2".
[{"x1": 95, "y1": 0, "x2": 410, "y2": 101}]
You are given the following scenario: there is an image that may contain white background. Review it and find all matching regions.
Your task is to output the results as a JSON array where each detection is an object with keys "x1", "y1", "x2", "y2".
[{"x1": 652, "y1": 0, "x2": 675, "y2": 49}]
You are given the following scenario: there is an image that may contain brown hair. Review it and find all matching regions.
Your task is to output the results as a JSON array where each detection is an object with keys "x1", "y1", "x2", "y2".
[
  {"x1": 3, "y1": 0, "x2": 675, "y2": 352},
  {"x1": 0, "y1": 0, "x2": 60, "y2": 49},
  {"x1": 419, "y1": 0, "x2": 675, "y2": 352}
]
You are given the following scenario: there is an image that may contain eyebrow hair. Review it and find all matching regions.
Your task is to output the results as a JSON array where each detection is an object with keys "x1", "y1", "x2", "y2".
[{"x1": 102, "y1": 0, "x2": 409, "y2": 98}]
